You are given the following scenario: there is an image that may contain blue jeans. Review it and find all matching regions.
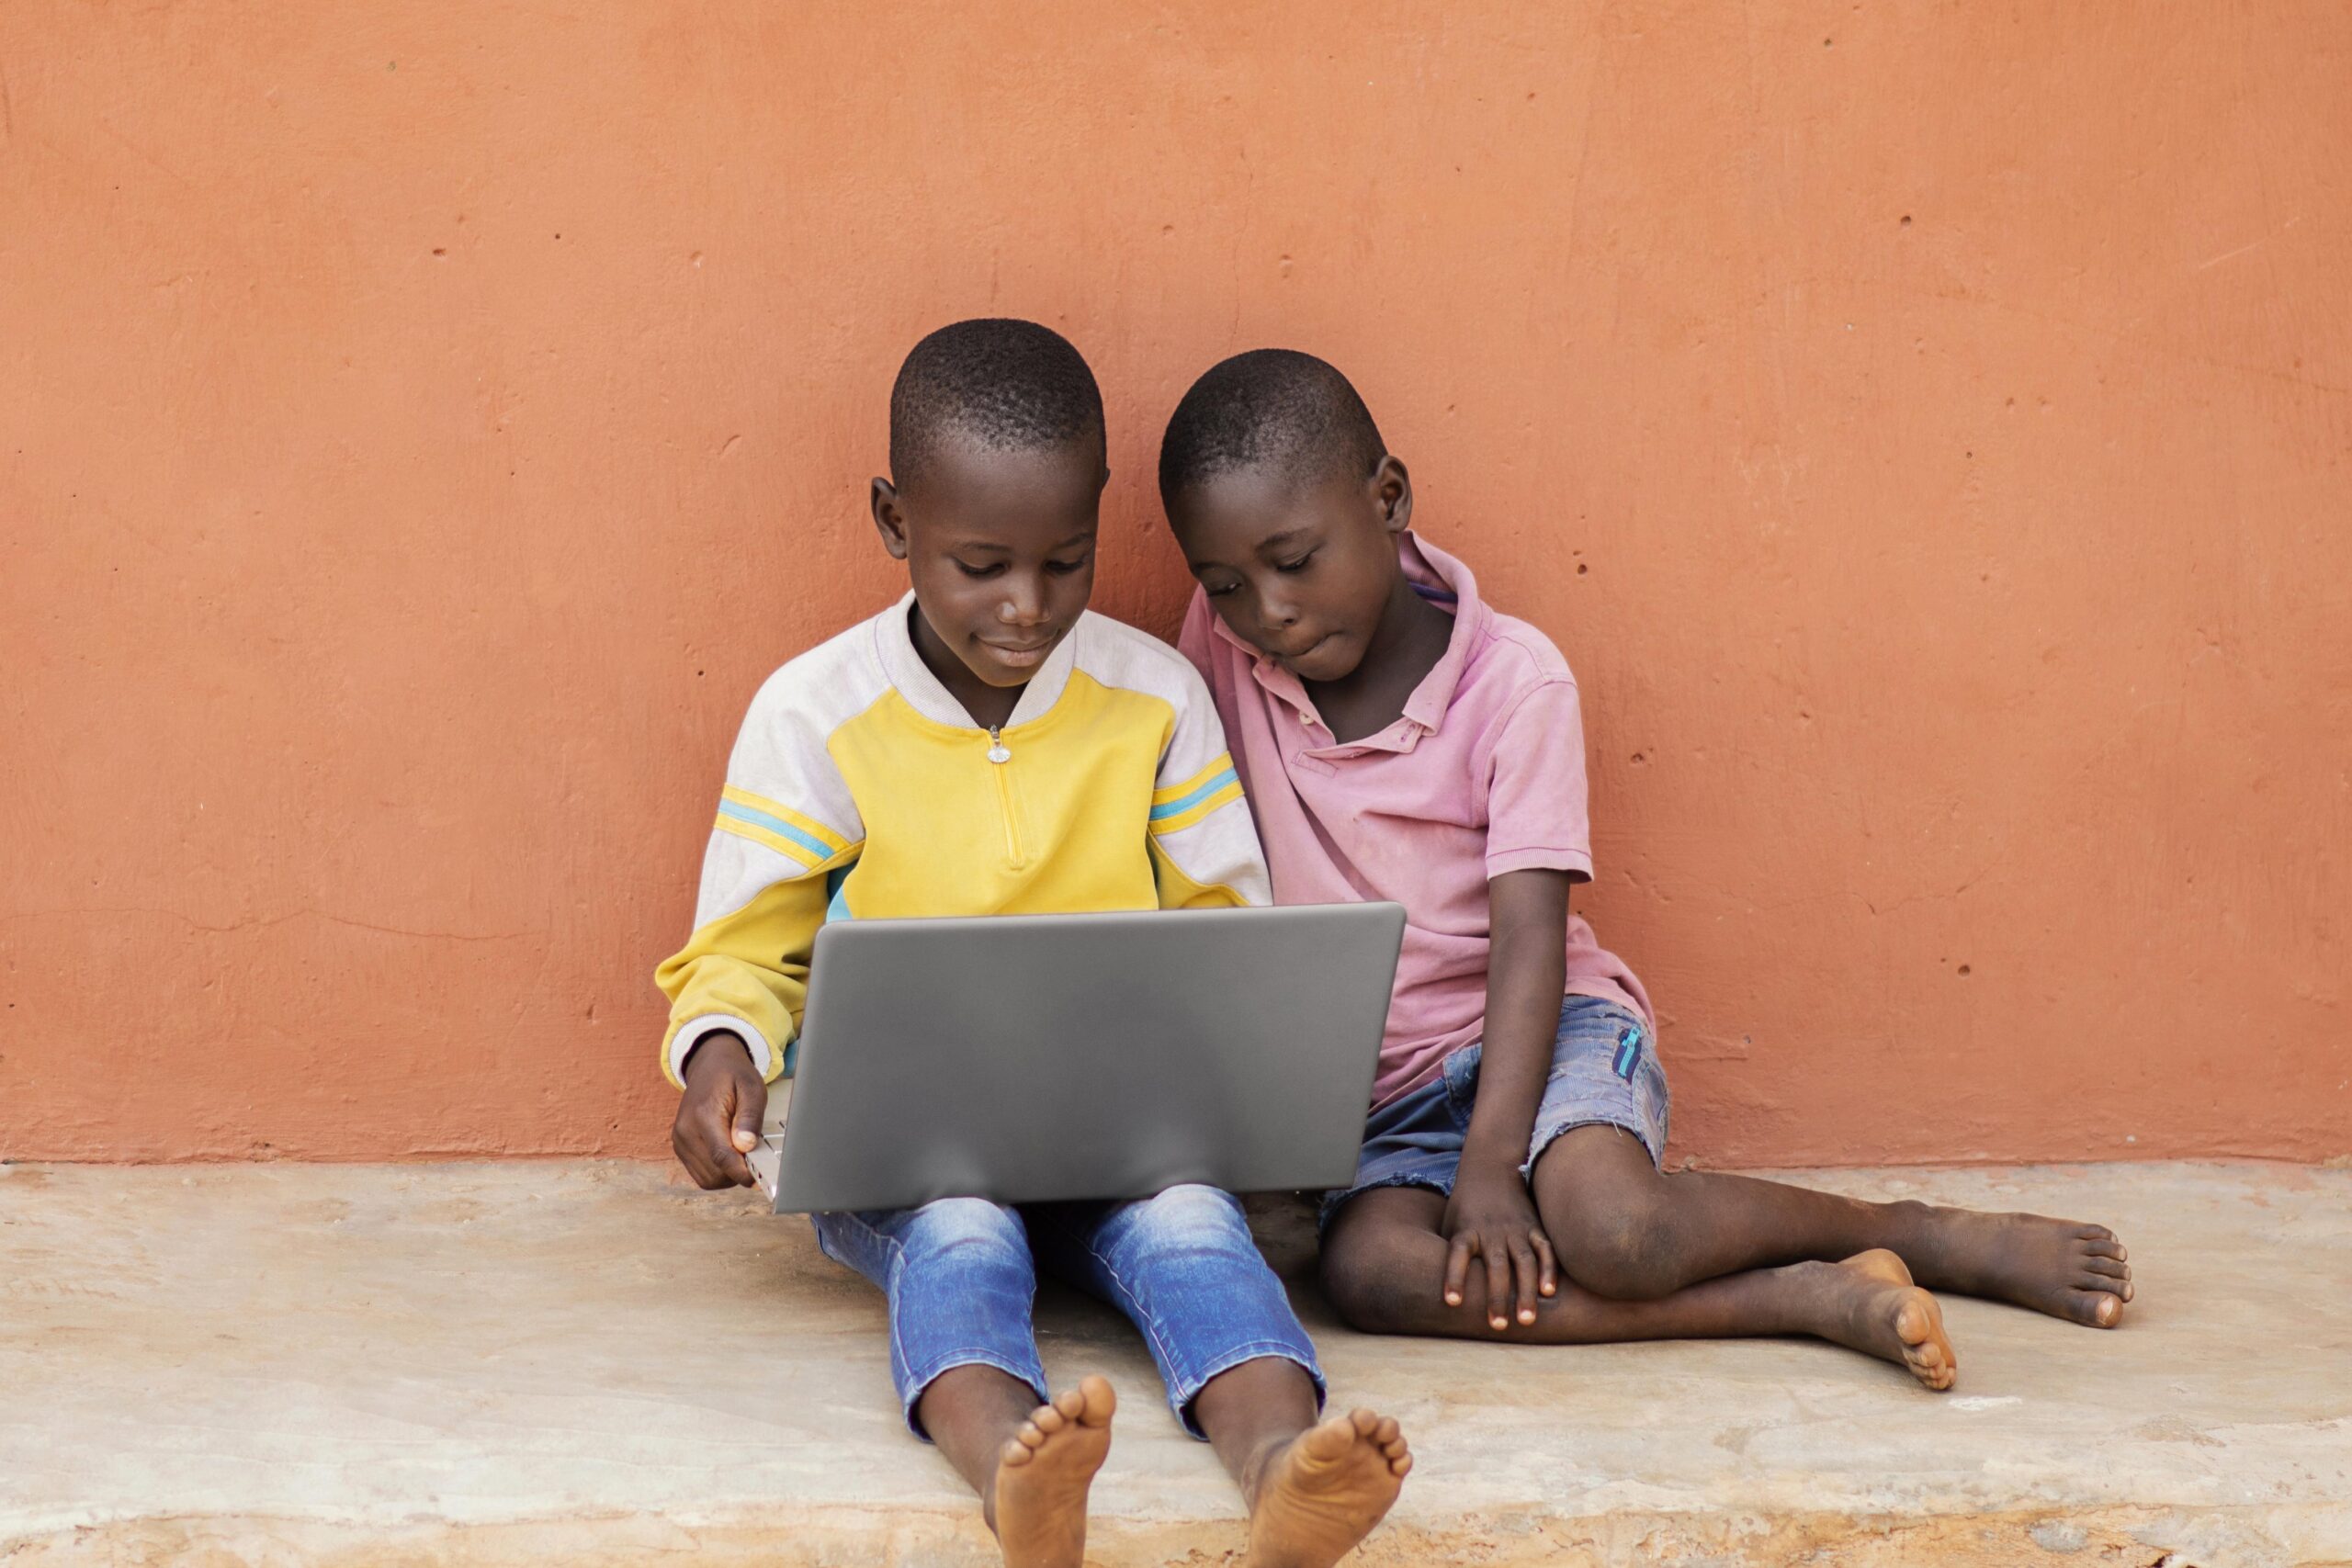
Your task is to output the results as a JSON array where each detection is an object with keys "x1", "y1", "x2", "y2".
[{"x1": 811, "y1": 1184, "x2": 1326, "y2": 1440}]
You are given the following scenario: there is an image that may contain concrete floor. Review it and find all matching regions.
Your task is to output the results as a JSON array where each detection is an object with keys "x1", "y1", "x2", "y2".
[{"x1": 0, "y1": 1160, "x2": 2346, "y2": 1567}]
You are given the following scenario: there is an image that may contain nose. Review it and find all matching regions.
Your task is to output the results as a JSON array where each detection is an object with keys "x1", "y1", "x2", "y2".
[
  {"x1": 1255, "y1": 581, "x2": 1302, "y2": 634},
  {"x1": 998, "y1": 570, "x2": 1049, "y2": 627}
]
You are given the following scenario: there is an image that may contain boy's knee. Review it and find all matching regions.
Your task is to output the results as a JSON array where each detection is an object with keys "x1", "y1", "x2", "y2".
[
  {"x1": 1110, "y1": 1183, "x2": 1250, "y2": 1258},
  {"x1": 901, "y1": 1196, "x2": 1027, "y2": 1266},
  {"x1": 1540, "y1": 1156, "x2": 1687, "y2": 1300},
  {"x1": 1557, "y1": 1217, "x2": 1681, "y2": 1300}
]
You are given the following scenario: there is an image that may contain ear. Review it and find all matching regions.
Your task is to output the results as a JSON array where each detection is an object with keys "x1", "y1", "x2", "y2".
[
  {"x1": 869, "y1": 476, "x2": 910, "y2": 561},
  {"x1": 1372, "y1": 455, "x2": 1414, "y2": 537}
]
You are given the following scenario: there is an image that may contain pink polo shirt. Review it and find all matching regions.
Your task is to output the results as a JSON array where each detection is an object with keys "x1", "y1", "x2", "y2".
[{"x1": 1180, "y1": 533, "x2": 1653, "y2": 1109}]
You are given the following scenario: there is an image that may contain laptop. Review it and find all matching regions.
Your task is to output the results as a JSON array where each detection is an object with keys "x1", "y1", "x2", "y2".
[{"x1": 750, "y1": 903, "x2": 1406, "y2": 1213}]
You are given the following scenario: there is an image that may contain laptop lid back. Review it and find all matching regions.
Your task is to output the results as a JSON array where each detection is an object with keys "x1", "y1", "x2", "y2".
[{"x1": 769, "y1": 903, "x2": 1404, "y2": 1213}]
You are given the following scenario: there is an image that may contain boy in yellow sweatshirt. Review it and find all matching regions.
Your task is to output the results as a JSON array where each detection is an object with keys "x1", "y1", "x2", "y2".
[{"x1": 657, "y1": 321, "x2": 1409, "y2": 1568}]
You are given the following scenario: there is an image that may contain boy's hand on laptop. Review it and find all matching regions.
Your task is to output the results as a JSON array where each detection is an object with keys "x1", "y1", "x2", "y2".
[
  {"x1": 1442, "y1": 1163, "x2": 1556, "y2": 1330},
  {"x1": 673, "y1": 1032, "x2": 767, "y2": 1189}
]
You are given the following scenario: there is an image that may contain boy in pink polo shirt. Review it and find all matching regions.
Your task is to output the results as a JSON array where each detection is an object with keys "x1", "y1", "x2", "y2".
[{"x1": 1161, "y1": 350, "x2": 2134, "y2": 1389}]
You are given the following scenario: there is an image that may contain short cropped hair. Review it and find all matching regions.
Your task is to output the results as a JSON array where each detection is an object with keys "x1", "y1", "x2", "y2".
[
  {"x1": 888, "y1": 319, "x2": 1105, "y2": 488},
  {"x1": 1158, "y1": 349, "x2": 1387, "y2": 502}
]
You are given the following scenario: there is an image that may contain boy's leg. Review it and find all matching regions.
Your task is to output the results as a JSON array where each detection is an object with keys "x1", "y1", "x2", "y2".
[
  {"x1": 1029, "y1": 1185, "x2": 1411, "y2": 1568},
  {"x1": 1529, "y1": 1126, "x2": 2132, "y2": 1326},
  {"x1": 926, "y1": 1371, "x2": 1117, "y2": 1568},
  {"x1": 813, "y1": 1200, "x2": 1114, "y2": 1567},
  {"x1": 1484, "y1": 999, "x2": 2130, "y2": 1326},
  {"x1": 1321, "y1": 1186, "x2": 1957, "y2": 1389}
]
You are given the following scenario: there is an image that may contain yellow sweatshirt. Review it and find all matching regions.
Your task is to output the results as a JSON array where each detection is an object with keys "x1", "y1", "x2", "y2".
[{"x1": 654, "y1": 595, "x2": 1271, "y2": 1087}]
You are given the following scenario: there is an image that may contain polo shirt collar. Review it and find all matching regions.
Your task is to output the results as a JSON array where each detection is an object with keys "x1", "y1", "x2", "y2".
[
  {"x1": 1209, "y1": 530, "x2": 1487, "y2": 748},
  {"x1": 1396, "y1": 533, "x2": 1483, "y2": 734}
]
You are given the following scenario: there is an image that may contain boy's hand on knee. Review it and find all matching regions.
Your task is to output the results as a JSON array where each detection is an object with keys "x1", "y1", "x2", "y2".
[
  {"x1": 672, "y1": 1032, "x2": 767, "y2": 1190},
  {"x1": 1442, "y1": 1164, "x2": 1557, "y2": 1330}
]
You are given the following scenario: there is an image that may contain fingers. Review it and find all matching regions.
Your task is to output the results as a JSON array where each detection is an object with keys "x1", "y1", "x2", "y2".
[
  {"x1": 714, "y1": 1120, "x2": 754, "y2": 1188},
  {"x1": 670, "y1": 1039, "x2": 767, "y2": 1190},
  {"x1": 671, "y1": 1093, "x2": 721, "y2": 1189},
  {"x1": 1509, "y1": 1235, "x2": 1540, "y2": 1325},
  {"x1": 671, "y1": 1090, "x2": 753, "y2": 1189},
  {"x1": 706, "y1": 1111, "x2": 752, "y2": 1186},
  {"x1": 669, "y1": 1118, "x2": 715, "y2": 1188},
  {"x1": 729, "y1": 1073, "x2": 767, "y2": 1156},
  {"x1": 728, "y1": 1074, "x2": 768, "y2": 1186},
  {"x1": 675, "y1": 1127, "x2": 733, "y2": 1189},
  {"x1": 711, "y1": 1076, "x2": 763, "y2": 1187},
  {"x1": 1446, "y1": 1226, "x2": 1550, "y2": 1329}
]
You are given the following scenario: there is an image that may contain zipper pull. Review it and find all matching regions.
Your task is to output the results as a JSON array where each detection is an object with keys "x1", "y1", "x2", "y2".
[{"x1": 986, "y1": 726, "x2": 1011, "y2": 764}]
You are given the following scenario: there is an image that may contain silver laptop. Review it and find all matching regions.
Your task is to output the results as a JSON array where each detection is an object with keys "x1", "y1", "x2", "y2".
[{"x1": 752, "y1": 903, "x2": 1405, "y2": 1213}]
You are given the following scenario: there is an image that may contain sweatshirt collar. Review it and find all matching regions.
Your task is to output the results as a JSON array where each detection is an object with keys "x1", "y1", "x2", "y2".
[{"x1": 875, "y1": 592, "x2": 1081, "y2": 731}]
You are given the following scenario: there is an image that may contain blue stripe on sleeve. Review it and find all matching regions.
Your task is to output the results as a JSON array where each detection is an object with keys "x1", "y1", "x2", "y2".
[
  {"x1": 1148, "y1": 767, "x2": 1240, "y2": 821},
  {"x1": 717, "y1": 798, "x2": 838, "y2": 863}
]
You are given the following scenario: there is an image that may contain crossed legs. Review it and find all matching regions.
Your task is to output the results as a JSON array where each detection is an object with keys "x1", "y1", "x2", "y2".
[{"x1": 1321, "y1": 1123, "x2": 2132, "y2": 1387}]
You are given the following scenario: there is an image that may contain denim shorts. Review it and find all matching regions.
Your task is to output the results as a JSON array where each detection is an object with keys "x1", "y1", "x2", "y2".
[
  {"x1": 1322, "y1": 995, "x2": 1669, "y2": 1227},
  {"x1": 812, "y1": 1184, "x2": 1325, "y2": 1442}
]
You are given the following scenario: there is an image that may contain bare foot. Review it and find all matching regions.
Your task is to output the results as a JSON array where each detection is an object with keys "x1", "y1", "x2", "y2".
[
  {"x1": 1802, "y1": 1249, "x2": 1959, "y2": 1391},
  {"x1": 990, "y1": 1376, "x2": 1115, "y2": 1568},
  {"x1": 1904, "y1": 1205, "x2": 2133, "y2": 1327},
  {"x1": 1245, "y1": 1408, "x2": 1412, "y2": 1568}
]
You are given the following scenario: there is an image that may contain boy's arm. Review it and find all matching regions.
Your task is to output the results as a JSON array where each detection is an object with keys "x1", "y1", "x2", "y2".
[
  {"x1": 1148, "y1": 656, "x2": 1272, "y2": 908},
  {"x1": 655, "y1": 821, "x2": 846, "y2": 1187},
  {"x1": 1442, "y1": 674, "x2": 1599, "y2": 1325},
  {"x1": 1447, "y1": 868, "x2": 1572, "y2": 1327},
  {"x1": 656, "y1": 674, "x2": 864, "y2": 1185},
  {"x1": 653, "y1": 828, "x2": 839, "y2": 1090}
]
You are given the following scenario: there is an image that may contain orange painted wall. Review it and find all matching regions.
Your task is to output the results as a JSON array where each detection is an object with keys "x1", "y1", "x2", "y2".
[{"x1": 4, "y1": 3, "x2": 2347, "y2": 1166}]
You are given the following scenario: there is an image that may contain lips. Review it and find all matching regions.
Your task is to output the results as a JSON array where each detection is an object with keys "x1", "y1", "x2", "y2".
[
  {"x1": 979, "y1": 636, "x2": 1058, "y2": 667},
  {"x1": 1269, "y1": 633, "x2": 1332, "y2": 664}
]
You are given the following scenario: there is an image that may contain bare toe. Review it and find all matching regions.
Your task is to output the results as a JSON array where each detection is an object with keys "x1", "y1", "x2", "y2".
[
  {"x1": 1906, "y1": 1210, "x2": 2132, "y2": 1327},
  {"x1": 1820, "y1": 1256, "x2": 1957, "y2": 1392},
  {"x1": 1073, "y1": 1376, "x2": 1115, "y2": 1427},
  {"x1": 992, "y1": 1378, "x2": 1115, "y2": 1568},
  {"x1": 1247, "y1": 1409, "x2": 1410, "y2": 1568},
  {"x1": 1894, "y1": 1292, "x2": 1957, "y2": 1382}
]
